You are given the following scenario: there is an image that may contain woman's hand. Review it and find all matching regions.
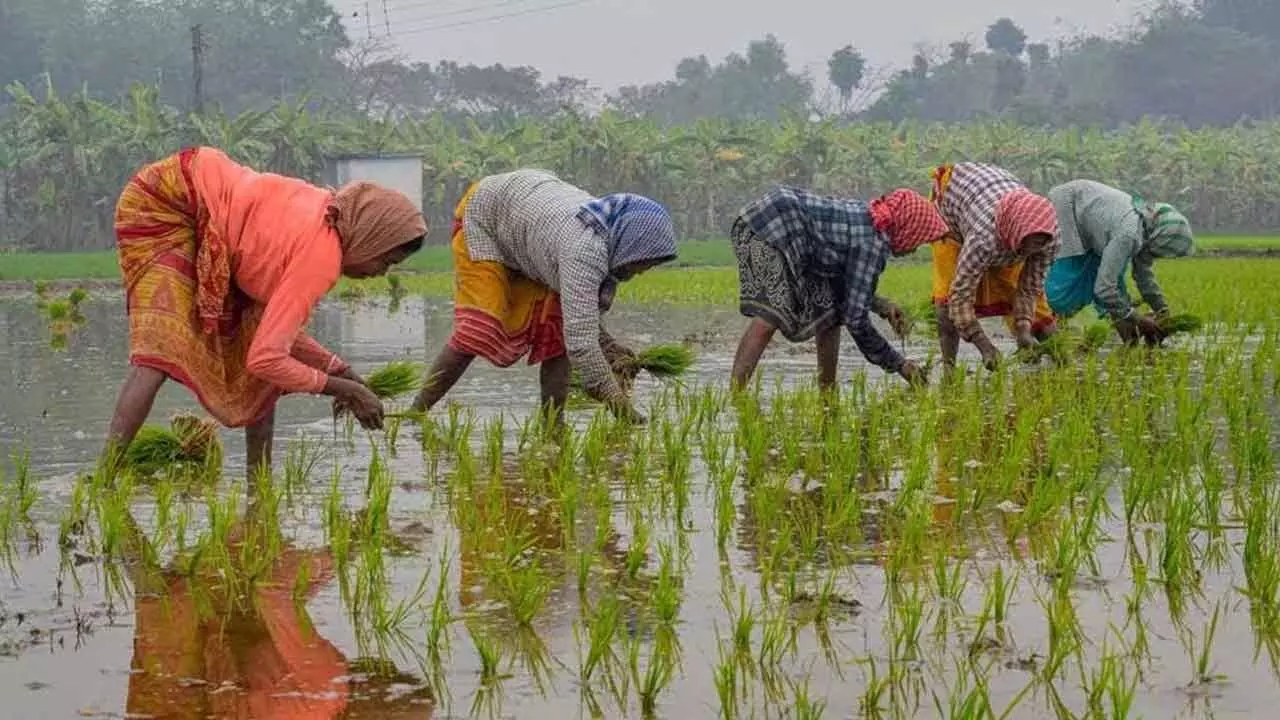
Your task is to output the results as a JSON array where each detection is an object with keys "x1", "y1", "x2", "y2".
[
  {"x1": 880, "y1": 301, "x2": 910, "y2": 338},
  {"x1": 899, "y1": 359, "x2": 928, "y2": 387},
  {"x1": 972, "y1": 333, "x2": 1002, "y2": 371},
  {"x1": 342, "y1": 384, "x2": 385, "y2": 430},
  {"x1": 1012, "y1": 320, "x2": 1038, "y2": 351},
  {"x1": 325, "y1": 375, "x2": 384, "y2": 431},
  {"x1": 1114, "y1": 316, "x2": 1140, "y2": 345},
  {"x1": 331, "y1": 368, "x2": 371, "y2": 419},
  {"x1": 1136, "y1": 315, "x2": 1167, "y2": 346}
]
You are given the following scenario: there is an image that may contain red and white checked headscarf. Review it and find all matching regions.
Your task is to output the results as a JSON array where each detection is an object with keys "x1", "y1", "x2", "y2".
[
  {"x1": 869, "y1": 188, "x2": 951, "y2": 255},
  {"x1": 994, "y1": 188, "x2": 1057, "y2": 251}
]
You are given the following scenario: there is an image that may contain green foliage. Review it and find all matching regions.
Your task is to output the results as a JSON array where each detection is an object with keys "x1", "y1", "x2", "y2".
[{"x1": 6, "y1": 82, "x2": 1280, "y2": 253}]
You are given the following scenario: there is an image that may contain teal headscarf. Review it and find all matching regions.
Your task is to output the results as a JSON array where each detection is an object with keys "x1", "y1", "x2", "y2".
[{"x1": 1133, "y1": 196, "x2": 1194, "y2": 258}]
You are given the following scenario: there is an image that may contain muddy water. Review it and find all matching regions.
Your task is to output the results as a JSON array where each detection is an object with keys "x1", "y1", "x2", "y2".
[{"x1": 0, "y1": 294, "x2": 1272, "y2": 719}]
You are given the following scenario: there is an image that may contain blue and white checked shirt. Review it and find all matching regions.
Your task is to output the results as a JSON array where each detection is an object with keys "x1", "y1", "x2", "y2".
[{"x1": 739, "y1": 187, "x2": 905, "y2": 373}]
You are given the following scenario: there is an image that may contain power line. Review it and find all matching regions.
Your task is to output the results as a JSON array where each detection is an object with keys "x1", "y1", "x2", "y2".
[
  {"x1": 382, "y1": 0, "x2": 557, "y2": 29},
  {"x1": 389, "y1": 0, "x2": 597, "y2": 37}
]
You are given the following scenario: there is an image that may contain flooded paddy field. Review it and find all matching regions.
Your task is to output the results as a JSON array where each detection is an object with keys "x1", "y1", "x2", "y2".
[{"x1": 2, "y1": 262, "x2": 1280, "y2": 719}]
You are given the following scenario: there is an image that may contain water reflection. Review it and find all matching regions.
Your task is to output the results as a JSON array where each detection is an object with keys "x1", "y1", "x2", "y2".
[{"x1": 119, "y1": 500, "x2": 433, "y2": 719}]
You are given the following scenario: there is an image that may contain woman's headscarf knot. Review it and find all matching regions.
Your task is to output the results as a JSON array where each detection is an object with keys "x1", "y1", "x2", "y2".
[
  {"x1": 995, "y1": 189, "x2": 1058, "y2": 251},
  {"x1": 869, "y1": 189, "x2": 951, "y2": 254},
  {"x1": 329, "y1": 182, "x2": 428, "y2": 268},
  {"x1": 578, "y1": 193, "x2": 677, "y2": 271}
]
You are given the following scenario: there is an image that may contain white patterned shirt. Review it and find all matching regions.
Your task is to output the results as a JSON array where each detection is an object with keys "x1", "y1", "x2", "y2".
[{"x1": 462, "y1": 169, "x2": 623, "y2": 403}]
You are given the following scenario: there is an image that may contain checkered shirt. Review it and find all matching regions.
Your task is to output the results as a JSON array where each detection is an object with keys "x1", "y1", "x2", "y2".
[
  {"x1": 936, "y1": 163, "x2": 1054, "y2": 338},
  {"x1": 739, "y1": 187, "x2": 905, "y2": 372},
  {"x1": 463, "y1": 169, "x2": 624, "y2": 402}
]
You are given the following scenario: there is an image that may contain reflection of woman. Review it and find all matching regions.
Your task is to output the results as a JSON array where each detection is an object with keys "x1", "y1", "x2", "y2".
[
  {"x1": 457, "y1": 458, "x2": 634, "y2": 617},
  {"x1": 107, "y1": 147, "x2": 427, "y2": 477},
  {"x1": 121, "y1": 510, "x2": 433, "y2": 719}
]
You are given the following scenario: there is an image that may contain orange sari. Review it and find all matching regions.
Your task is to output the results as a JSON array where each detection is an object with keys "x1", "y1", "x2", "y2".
[
  {"x1": 115, "y1": 149, "x2": 351, "y2": 427},
  {"x1": 115, "y1": 149, "x2": 279, "y2": 426}
]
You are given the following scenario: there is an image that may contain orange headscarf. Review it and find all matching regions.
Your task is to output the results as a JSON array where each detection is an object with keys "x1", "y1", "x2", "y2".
[
  {"x1": 329, "y1": 182, "x2": 428, "y2": 269},
  {"x1": 869, "y1": 188, "x2": 951, "y2": 254},
  {"x1": 995, "y1": 188, "x2": 1057, "y2": 251}
]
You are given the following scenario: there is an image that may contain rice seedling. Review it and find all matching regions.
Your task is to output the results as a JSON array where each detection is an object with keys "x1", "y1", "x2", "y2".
[
  {"x1": 0, "y1": 453, "x2": 39, "y2": 577},
  {"x1": 366, "y1": 360, "x2": 425, "y2": 399},
  {"x1": 632, "y1": 344, "x2": 696, "y2": 377},
  {"x1": 577, "y1": 591, "x2": 626, "y2": 694},
  {"x1": 123, "y1": 414, "x2": 221, "y2": 475},
  {"x1": 386, "y1": 273, "x2": 407, "y2": 313},
  {"x1": 1158, "y1": 312, "x2": 1204, "y2": 335},
  {"x1": 713, "y1": 633, "x2": 741, "y2": 720},
  {"x1": 468, "y1": 623, "x2": 511, "y2": 718},
  {"x1": 568, "y1": 343, "x2": 697, "y2": 403},
  {"x1": 629, "y1": 632, "x2": 677, "y2": 718},
  {"x1": 1184, "y1": 599, "x2": 1228, "y2": 687},
  {"x1": 788, "y1": 673, "x2": 827, "y2": 720}
]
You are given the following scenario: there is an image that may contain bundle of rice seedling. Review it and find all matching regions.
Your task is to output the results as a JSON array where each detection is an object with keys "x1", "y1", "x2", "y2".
[
  {"x1": 1157, "y1": 313, "x2": 1203, "y2": 335},
  {"x1": 45, "y1": 300, "x2": 70, "y2": 322},
  {"x1": 898, "y1": 299, "x2": 939, "y2": 339},
  {"x1": 1079, "y1": 321, "x2": 1114, "y2": 353},
  {"x1": 124, "y1": 413, "x2": 221, "y2": 473},
  {"x1": 568, "y1": 343, "x2": 697, "y2": 404},
  {"x1": 366, "y1": 361, "x2": 424, "y2": 399},
  {"x1": 1015, "y1": 332, "x2": 1076, "y2": 366},
  {"x1": 170, "y1": 414, "x2": 219, "y2": 458},
  {"x1": 632, "y1": 344, "x2": 696, "y2": 378}
]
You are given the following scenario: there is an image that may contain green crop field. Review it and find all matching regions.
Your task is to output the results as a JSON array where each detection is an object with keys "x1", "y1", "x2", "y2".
[{"x1": 3, "y1": 235, "x2": 1278, "y2": 283}]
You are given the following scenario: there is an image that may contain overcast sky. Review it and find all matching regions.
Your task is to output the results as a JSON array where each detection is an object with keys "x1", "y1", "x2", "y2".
[{"x1": 331, "y1": 0, "x2": 1160, "y2": 90}]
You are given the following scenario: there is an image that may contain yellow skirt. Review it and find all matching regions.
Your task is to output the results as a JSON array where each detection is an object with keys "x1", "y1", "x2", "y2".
[
  {"x1": 447, "y1": 184, "x2": 566, "y2": 366},
  {"x1": 930, "y1": 238, "x2": 1056, "y2": 334}
]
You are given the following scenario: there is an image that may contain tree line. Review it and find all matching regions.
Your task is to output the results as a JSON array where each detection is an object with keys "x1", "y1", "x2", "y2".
[
  {"x1": 2, "y1": 0, "x2": 1279, "y2": 127},
  {"x1": 3, "y1": 0, "x2": 1280, "y2": 251},
  {"x1": 3, "y1": 83, "x2": 1278, "y2": 251}
]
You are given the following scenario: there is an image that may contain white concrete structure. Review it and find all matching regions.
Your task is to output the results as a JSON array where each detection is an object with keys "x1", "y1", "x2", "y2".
[{"x1": 321, "y1": 154, "x2": 424, "y2": 213}]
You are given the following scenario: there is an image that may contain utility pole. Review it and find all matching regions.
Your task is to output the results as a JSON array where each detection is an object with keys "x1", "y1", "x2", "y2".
[{"x1": 191, "y1": 24, "x2": 205, "y2": 115}]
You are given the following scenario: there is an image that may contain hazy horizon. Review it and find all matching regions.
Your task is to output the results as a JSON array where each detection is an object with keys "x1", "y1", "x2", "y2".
[{"x1": 331, "y1": 0, "x2": 1161, "y2": 90}]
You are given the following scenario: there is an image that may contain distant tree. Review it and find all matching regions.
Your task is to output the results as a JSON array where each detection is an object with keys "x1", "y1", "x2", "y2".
[
  {"x1": 1027, "y1": 43, "x2": 1051, "y2": 70},
  {"x1": 608, "y1": 35, "x2": 812, "y2": 123},
  {"x1": 992, "y1": 55, "x2": 1027, "y2": 110},
  {"x1": 986, "y1": 17, "x2": 1028, "y2": 56},
  {"x1": 949, "y1": 41, "x2": 972, "y2": 65},
  {"x1": 746, "y1": 35, "x2": 791, "y2": 79},
  {"x1": 827, "y1": 45, "x2": 867, "y2": 113},
  {"x1": 1114, "y1": 9, "x2": 1279, "y2": 125},
  {"x1": 675, "y1": 55, "x2": 711, "y2": 83},
  {"x1": 911, "y1": 53, "x2": 929, "y2": 79},
  {"x1": 1197, "y1": 0, "x2": 1280, "y2": 42}
]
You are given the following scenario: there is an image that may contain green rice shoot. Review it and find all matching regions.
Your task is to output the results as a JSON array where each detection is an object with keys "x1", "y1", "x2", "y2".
[
  {"x1": 1158, "y1": 313, "x2": 1203, "y2": 335},
  {"x1": 367, "y1": 361, "x2": 424, "y2": 399},
  {"x1": 1079, "y1": 320, "x2": 1114, "y2": 352},
  {"x1": 1015, "y1": 331, "x2": 1076, "y2": 366},
  {"x1": 124, "y1": 413, "x2": 221, "y2": 474},
  {"x1": 633, "y1": 344, "x2": 696, "y2": 378},
  {"x1": 569, "y1": 343, "x2": 697, "y2": 403}
]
